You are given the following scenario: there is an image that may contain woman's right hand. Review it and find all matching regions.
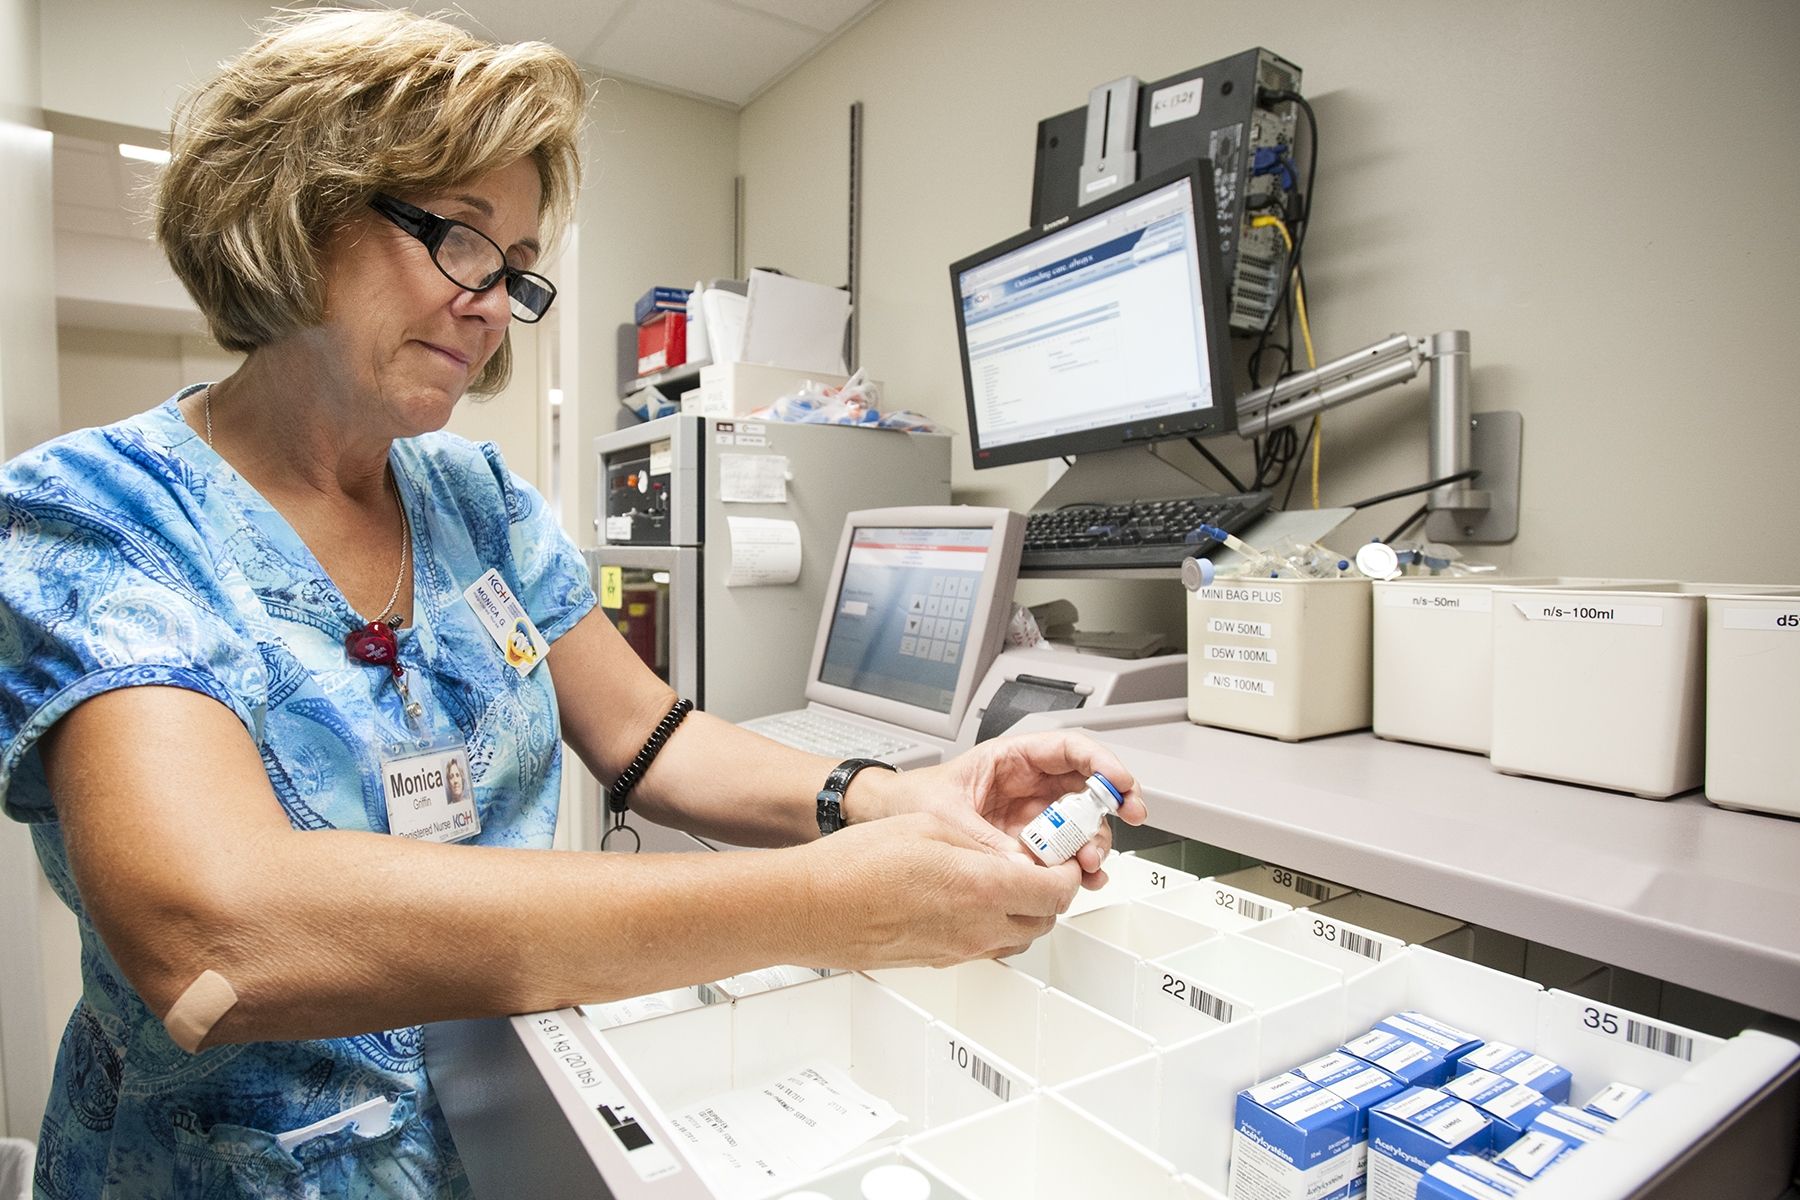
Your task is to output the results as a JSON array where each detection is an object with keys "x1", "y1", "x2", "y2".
[{"x1": 794, "y1": 811, "x2": 1081, "y2": 970}]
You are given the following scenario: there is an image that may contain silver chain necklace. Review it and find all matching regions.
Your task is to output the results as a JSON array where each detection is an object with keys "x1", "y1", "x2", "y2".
[{"x1": 203, "y1": 384, "x2": 411, "y2": 628}]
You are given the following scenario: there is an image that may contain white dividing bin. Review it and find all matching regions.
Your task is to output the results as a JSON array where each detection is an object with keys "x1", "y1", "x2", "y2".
[
  {"x1": 1210, "y1": 862, "x2": 1354, "y2": 909},
  {"x1": 1303, "y1": 892, "x2": 1473, "y2": 961},
  {"x1": 1491, "y1": 584, "x2": 1707, "y2": 797},
  {"x1": 1144, "y1": 934, "x2": 1345, "y2": 1067},
  {"x1": 1704, "y1": 590, "x2": 1800, "y2": 816},
  {"x1": 1143, "y1": 878, "x2": 1295, "y2": 931},
  {"x1": 1371, "y1": 575, "x2": 1562, "y2": 753},
  {"x1": 1186, "y1": 575, "x2": 1373, "y2": 741},
  {"x1": 1005, "y1": 902, "x2": 1220, "y2": 1035},
  {"x1": 1056, "y1": 1012, "x2": 1261, "y2": 1191},
  {"x1": 1238, "y1": 911, "x2": 1408, "y2": 1020},
  {"x1": 1492, "y1": 582, "x2": 1789, "y2": 797},
  {"x1": 905, "y1": 1093, "x2": 1186, "y2": 1200},
  {"x1": 598, "y1": 973, "x2": 936, "y2": 1196},
  {"x1": 770, "y1": 1147, "x2": 976, "y2": 1199},
  {"x1": 867, "y1": 960, "x2": 1154, "y2": 1123},
  {"x1": 1064, "y1": 851, "x2": 1198, "y2": 917}
]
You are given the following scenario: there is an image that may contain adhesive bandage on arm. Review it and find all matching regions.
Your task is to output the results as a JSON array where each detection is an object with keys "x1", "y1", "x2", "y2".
[{"x1": 162, "y1": 969, "x2": 239, "y2": 1054}]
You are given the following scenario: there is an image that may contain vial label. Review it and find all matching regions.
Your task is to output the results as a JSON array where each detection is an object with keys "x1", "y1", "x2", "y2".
[{"x1": 1021, "y1": 801, "x2": 1091, "y2": 865}]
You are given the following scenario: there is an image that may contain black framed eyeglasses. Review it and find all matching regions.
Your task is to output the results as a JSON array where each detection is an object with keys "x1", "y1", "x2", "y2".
[{"x1": 368, "y1": 193, "x2": 556, "y2": 323}]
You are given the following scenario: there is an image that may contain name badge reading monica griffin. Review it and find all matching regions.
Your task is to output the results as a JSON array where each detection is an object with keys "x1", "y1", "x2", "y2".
[
  {"x1": 382, "y1": 740, "x2": 480, "y2": 844},
  {"x1": 464, "y1": 568, "x2": 550, "y2": 675}
]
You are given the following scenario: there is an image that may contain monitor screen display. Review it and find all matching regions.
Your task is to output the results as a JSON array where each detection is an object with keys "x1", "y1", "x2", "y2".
[
  {"x1": 817, "y1": 526, "x2": 994, "y2": 713},
  {"x1": 951, "y1": 164, "x2": 1232, "y2": 468}
]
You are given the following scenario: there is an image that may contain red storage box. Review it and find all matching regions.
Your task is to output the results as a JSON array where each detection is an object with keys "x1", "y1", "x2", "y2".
[{"x1": 636, "y1": 311, "x2": 686, "y2": 376}]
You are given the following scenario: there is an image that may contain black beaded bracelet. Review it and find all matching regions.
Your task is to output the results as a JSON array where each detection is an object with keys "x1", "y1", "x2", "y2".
[{"x1": 608, "y1": 698, "x2": 693, "y2": 813}]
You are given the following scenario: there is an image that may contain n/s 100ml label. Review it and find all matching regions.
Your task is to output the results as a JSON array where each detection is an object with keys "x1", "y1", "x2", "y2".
[{"x1": 1202, "y1": 672, "x2": 1275, "y2": 697}]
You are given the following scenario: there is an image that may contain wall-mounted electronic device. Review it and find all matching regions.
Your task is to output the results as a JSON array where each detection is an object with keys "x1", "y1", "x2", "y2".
[{"x1": 1031, "y1": 47, "x2": 1303, "y2": 335}]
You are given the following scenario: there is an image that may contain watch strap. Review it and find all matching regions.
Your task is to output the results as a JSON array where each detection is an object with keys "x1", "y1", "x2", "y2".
[{"x1": 816, "y1": 757, "x2": 897, "y2": 836}]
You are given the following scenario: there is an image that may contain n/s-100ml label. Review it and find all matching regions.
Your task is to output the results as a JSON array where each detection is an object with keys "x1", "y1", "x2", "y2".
[{"x1": 1203, "y1": 672, "x2": 1275, "y2": 697}]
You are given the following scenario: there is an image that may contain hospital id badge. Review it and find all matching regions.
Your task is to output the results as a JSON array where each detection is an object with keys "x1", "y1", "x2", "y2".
[
  {"x1": 380, "y1": 736, "x2": 480, "y2": 844},
  {"x1": 464, "y1": 568, "x2": 549, "y2": 676}
]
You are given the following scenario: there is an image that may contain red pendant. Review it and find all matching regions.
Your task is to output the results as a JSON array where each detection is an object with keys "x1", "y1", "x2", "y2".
[{"x1": 346, "y1": 620, "x2": 400, "y2": 670}]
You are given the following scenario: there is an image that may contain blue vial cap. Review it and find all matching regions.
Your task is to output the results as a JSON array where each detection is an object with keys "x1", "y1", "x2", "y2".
[{"x1": 1088, "y1": 773, "x2": 1124, "y2": 808}]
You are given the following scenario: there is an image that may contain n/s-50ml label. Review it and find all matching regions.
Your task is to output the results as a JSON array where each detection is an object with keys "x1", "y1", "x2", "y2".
[{"x1": 1202, "y1": 672, "x2": 1275, "y2": 697}]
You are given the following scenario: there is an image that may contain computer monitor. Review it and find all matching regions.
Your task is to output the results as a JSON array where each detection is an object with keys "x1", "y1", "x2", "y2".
[
  {"x1": 948, "y1": 160, "x2": 1235, "y2": 476},
  {"x1": 803, "y1": 506, "x2": 1024, "y2": 741}
]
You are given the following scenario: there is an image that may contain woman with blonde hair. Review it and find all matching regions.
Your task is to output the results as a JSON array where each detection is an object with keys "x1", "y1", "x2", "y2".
[{"x1": 0, "y1": 9, "x2": 1144, "y2": 1196}]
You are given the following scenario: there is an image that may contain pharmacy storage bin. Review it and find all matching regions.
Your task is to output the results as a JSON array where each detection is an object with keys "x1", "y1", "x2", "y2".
[
  {"x1": 1185, "y1": 576, "x2": 1372, "y2": 741},
  {"x1": 1371, "y1": 575, "x2": 1565, "y2": 753},
  {"x1": 1491, "y1": 583, "x2": 1792, "y2": 797},
  {"x1": 904, "y1": 1093, "x2": 1188, "y2": 1200},
  {"x1": 1148, "y1": 935, "x2": 1344, "y2": 1067},
  {"x1": 1703, "y1": 590, "x2": 1800, "y2": 816},
  {"x1": 1062, "y1": 850, "x2": 1197, "y2": 917},
  {"x1": 1003, "y1": 901, "x2": 1222, "y2": 1035},
  {"x1": 1490, "y1": 584, "x2": 1707, "y2": 797}
]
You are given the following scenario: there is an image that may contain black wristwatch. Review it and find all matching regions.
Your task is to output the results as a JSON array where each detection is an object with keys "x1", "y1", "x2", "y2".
[{"x1": 816, "y1": 758, "x2": 897, "y2": 836}]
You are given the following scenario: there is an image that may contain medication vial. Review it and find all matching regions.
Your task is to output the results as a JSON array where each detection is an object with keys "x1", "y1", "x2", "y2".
[{"x1": 1021, "y1": 773, "x2": 1123, "y2": 866}]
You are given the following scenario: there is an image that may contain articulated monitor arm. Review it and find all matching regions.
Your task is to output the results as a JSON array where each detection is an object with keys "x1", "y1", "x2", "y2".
[{"x1": 1233, "y1": 330, "x2": 1501, "y2": 534}]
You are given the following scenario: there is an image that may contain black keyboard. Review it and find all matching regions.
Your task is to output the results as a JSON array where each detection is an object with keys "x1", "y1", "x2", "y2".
[{"x1": 1020, "y1": 491, "x2": 1274, "y2": 570}]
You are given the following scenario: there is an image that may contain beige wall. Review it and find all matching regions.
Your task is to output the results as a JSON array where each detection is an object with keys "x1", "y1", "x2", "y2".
[{"x1": 738, "y1": 0, "x2": 1800, "y2": 635}]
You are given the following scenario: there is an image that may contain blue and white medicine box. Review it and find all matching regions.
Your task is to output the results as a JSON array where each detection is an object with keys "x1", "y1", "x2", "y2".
[
  {"x1": 1230, "y1": 1072, "x2": 1359, "y2": 1200},
  {"x1": 1493, "y1": 1128, "x2": 1583, "y2": 1181},
  {"x1": 1295, "y1": 1051, "x2": 1407, "y2": 1197},
  {"x1": 1416, "y1": 1155, "x2": 1528, "y2": 1199},
  {"x1": 1367, "y1": 1087, "x2": 1491, "y2": 1200},
  {"x1": 1583, "y1": 1081, "x2": 1651, "y2": 1121},
  {"x1": 1525, "y1": 1105, "x2": 1609, "y2": 1145},
  {"x1": 1378, "y1": 1012, "x2": 1481, "y2": 1063},
  {"x1": 1441, "y1": 1067, "x2": 1553, "y2": 1149},
  {"x1": 1343, "y1": 1028, "x2": 1454, "y2": 1089},
  {"x1": 1454, "y1": 1042, "x2": 1572, "y2": 1102},
  {"x1": 634, "y1": 286, "x2": 691, "y2": 326}
]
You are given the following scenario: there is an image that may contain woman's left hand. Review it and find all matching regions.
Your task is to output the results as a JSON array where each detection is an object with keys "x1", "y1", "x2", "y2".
[{"x1": 848, "y1": 731, "x2": 1148, "y2": 889}]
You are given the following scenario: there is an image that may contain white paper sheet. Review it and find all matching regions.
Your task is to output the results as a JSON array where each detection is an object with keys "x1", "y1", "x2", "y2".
[
  {"x1": 725, "y1": 517, "x2": 802, "y2": 587},
  {"x1": 740, "y1": 270, "x2": 849, "y2": 375},
  {"x1": 701, "y1": 289, "x2": 748, "y2": 367},
  {"x1": 719, "y1": 453, "x2": 789, "y2": 503},
  {"x1": 662, "y1": 1063, "x2": 902, "y2": 1197}
]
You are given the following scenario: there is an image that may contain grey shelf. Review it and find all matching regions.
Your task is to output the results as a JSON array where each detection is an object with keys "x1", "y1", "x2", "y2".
[{"x1": 1092, "y1": 720, "x2": 1800, "y2": 1021}]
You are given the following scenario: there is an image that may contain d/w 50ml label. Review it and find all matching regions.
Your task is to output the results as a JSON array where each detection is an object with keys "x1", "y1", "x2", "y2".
[{"x1": 1206, "y1": 616, "x2": 1273, "y2": 639}]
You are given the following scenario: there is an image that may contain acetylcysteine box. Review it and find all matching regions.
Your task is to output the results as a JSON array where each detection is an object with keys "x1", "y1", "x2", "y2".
[
  {"x1": 1294, "y1": 1052, "x2": 1407, "y2": 1198},
  {"x1": 1454, "y1": 1042, "x2": 1572, "y2": 1102},
  {"x1": 1416, "y1": 1155, "x2": 1528, "y2": 1199},
  {"x1": 1526, "y1": 1105, "x2": 1609, "y2": 1145},
  {"x1": 1494, "y1": 1127, "x2": 1583, "y2": 1181},
  {"x1": 1440, "y1": 1068, "x2": 1552, "y2": 1149},
  {"x1": 1378, "y1": 1013, "x2": 1481, "y2": 1063},
  {"x1": 1230, "y1": 1072, "x2": 1359, "y2": 1200},
  {"x1": 1367, "y1": 1088, "x2": 1491, "y2": 1200},
  {"x1": 1343, "y1": 1029, "x2": 1453, "y2": 1089},
  {"x1": 1583, "y1": 1080, "x2": 1651, "y2": 1121}
]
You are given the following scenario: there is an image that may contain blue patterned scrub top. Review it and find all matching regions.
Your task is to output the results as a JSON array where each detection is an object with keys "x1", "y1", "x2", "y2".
[{"x1": 0, "y1": 389, "x2": 597, "y2": 1198}]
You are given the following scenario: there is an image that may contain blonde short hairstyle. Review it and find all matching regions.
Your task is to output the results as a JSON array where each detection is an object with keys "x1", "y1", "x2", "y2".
[{"x1": 156, "y1": 8, "x2": 585, "y2": 394}]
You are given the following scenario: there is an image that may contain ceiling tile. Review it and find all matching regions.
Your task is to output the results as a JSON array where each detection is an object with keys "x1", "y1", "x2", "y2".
[
  {"x1": 440, "y1": 0, "x2": 628, "y2": 56},
  {"x1": 728, "y1": 0, "x2": 881, "y2": 35},
  {"x1": 586, "y1": 0, "x2": 821, "y2": 107}
]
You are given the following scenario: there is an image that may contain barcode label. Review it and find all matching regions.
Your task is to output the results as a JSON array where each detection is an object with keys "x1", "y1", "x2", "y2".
[
  {"x1": 1212, "y1": 885, "x2": 1277, "y2": 924},
  {"x1": 1158, "y1": 971, "x2": 1237, "y2": 1023},
  {"x1": 946, "y1": 1038, "x2": 1013, "y2": 1102},
  {"x1": 1308, "y1": 917, "x2": 1387, "y2": 961},
  {"x1": 1626, "y1": 1019, "x2": 1694, "y2": 1061},
  {"x1": 1189, "y1": 985, "x2": 1234, "y2": 1023},
  {"x1": 1293, "y1": 874, "x2": 1331, "y2": 901},
  {"x1": 1578, "y1": 1005, "x2": 1696, "y2": 1061},
  {"x1": 1339, "y1": 928, "x2": 1384, "y2": 961}
]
